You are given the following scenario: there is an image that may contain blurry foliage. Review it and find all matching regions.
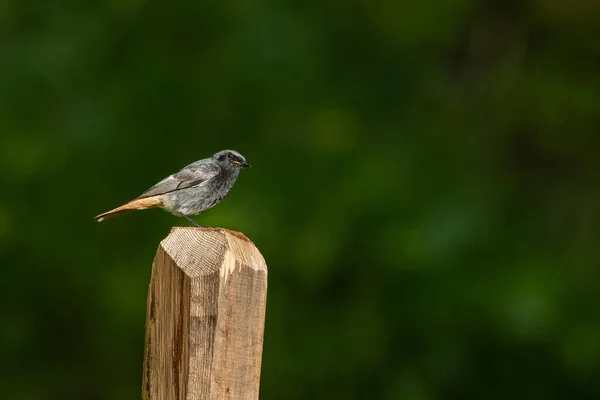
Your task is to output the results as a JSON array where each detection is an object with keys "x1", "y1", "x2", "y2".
[{"x1": 1, "y1": 0, "x2": 600, "y2": 399}]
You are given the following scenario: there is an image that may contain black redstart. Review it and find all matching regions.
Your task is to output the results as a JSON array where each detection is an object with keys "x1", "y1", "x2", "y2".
[{"x1": 94, "y1": 149, "x2": 251, "y2": 226}]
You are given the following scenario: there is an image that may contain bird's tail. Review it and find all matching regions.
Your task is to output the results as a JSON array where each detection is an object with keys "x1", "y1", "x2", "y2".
[{"x1": 94, "y1": 196, "x2": 164, "y2": 222}]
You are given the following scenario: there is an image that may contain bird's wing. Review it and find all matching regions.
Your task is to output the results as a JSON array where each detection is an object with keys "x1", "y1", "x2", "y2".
[{"x1": 136, "y1": 162, "x2": 220, "y2": 199}]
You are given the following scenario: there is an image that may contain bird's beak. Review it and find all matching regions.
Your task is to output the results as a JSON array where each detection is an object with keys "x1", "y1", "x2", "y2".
[{"x1": 233, "y1": 160, "x2": 252, "y2": 168}]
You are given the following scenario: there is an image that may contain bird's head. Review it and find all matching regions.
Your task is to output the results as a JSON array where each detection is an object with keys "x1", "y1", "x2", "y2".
[{"x1": 212, "y1": 150, "x2": 251, "y2": 170}]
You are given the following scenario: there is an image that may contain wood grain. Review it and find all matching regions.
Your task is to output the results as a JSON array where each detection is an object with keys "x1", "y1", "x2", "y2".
[{"x1": 142, "y1": 227, "x2": 267, "y2": 400}]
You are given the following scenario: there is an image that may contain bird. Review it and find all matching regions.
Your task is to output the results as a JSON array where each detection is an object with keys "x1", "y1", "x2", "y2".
[{"x1": 94, "y1": 149, "x2": 251, "y2": 226}]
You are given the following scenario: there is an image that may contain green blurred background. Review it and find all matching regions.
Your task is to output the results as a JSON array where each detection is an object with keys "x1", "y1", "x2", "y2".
[{"x1": 2, "y1": 0, "x2": 600, "y2": 399}]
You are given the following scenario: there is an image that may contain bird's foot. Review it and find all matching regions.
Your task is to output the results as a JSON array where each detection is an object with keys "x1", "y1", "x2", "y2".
[{"x1": 181, "y1": 214, "x2": 202, "y2": 227}]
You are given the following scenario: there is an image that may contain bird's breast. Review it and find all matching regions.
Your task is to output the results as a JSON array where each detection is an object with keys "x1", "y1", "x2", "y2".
[{"x1": 164, "y1": 170, "x2": 239, "y2": 216}]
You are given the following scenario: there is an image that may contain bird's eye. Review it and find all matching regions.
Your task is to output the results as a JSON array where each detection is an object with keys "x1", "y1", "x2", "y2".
[{"x1": 228, "y1": 153, "x2": 233, "y2": 159}]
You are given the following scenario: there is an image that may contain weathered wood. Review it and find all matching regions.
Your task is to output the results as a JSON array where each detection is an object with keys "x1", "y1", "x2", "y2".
[{"x1": 142, "y1": 227, "x2": 267, "y2": 400}]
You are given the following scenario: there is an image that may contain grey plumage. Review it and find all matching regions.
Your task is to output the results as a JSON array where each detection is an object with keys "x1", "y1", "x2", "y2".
[
  {"x1": 94, "y1": 149, "x2": 251, "y2": 226},
  {"x1": 160, "y1": 150, "x2": 247, "y2": 217}
]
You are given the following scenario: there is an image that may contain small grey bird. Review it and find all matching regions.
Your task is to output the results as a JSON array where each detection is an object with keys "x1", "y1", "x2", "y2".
[{"x1": 94, "y1": 150, "x2": 251, "y2": 226}]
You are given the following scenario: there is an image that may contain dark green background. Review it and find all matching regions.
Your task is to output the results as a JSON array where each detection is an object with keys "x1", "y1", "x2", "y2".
[{"x1": 2, "y1": 1, "x2": 600, "y2": 399}]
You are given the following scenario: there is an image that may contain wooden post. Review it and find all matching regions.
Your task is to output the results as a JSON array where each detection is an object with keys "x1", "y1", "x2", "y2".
[{"x1": 142, "y1": 227, "x2": 268, "y2": 400}]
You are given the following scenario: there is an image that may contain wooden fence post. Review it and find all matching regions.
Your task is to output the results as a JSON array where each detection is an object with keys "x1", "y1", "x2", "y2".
[{"x1": 142, "y1": 227, "x2": 268, "y2": 400}]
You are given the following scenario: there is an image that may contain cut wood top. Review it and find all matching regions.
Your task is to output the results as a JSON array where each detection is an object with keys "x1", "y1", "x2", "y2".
[{"x1": 160, "y1": 227, "x2": 267, "y2": 278}]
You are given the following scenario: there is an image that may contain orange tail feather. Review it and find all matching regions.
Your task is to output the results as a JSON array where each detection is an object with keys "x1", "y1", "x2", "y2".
[{"x1": 94, "y1": 196, "x2": 164, "y2": 222}]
